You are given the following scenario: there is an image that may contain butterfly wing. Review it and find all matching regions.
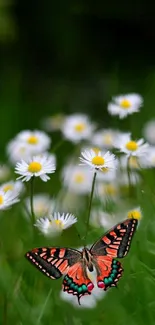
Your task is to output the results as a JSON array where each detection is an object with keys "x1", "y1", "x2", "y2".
[
  {"x1": 25, "y1": 247, "x2": 81, "y2": 279},
  {"x1": 93, "y1": 255, "x2": 123, "y2": 290},
  {"x1": 63, "y1": 262, "x2": 94, "y2": 305},
  {"x1": 90, "y1": 218, "x2": 138, "y2": 290},
  {"x1": 91, "y1": 218, "x2": 138, "y2": 258}
]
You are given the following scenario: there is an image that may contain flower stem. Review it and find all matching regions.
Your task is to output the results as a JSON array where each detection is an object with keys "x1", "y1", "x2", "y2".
[
  {"x1": 30, "y1": 176, "x2": 35, "y2": 226},
  {"x1": 127, "y1": 156, "x2": 132, "y2": 197},
  {"x1": 52, "y1": 139, "x2": 64, "y2": 153},
  {"x1": 3, "y1": 294, "x2": 7, "y2": 325},
  {"x1": 83, "y1": 171, "x2": 97, "y2": 245}
]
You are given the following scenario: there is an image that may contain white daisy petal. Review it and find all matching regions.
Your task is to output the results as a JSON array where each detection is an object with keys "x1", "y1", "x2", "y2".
[
  {"x1": 0, "y1": 190, "x2": 20, "y2": 210},
  {"x1": 108, "y1": 93, "x2": 143, "y2": 119},
  {"x1": 79, "y1": 149, "x2": 117, "y2": 171},
  {"x1": 15, "y1": 155, "x2": 56, "y2": 182},
  {"x1": 35, "y1": 212, "x2": 77, "y2": 237},
  {"x1": 114, "y1": 133, "x2": 149, "y2": 158},
  {"x1": 61, "y1": 114, "x2": 95, "y2": 143}
]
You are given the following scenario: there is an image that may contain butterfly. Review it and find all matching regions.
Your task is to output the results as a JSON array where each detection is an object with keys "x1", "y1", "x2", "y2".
[{"x1": 25, "y1": 218, "x2": 137, "y2": 304}]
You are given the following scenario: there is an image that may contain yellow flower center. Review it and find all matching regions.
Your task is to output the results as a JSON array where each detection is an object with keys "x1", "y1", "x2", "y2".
[
  {"x1": 74, "y1": 174, "x2": 85, "y2": 183},
  {"x1": 104, "y1": 134, "x2": 113, "y2": 145},
  {"x1": 92, "y1": 147, "x2": 100, "y2": 154},
  {"x1": 92, "y1": 156, "x2": 105, "y2": 166},
  {"x1": 120, "y1": 99, "x2": 131, "y2": 109},
  {"x1": 28, "y1": 161, "x2": 42, "y2": 173},
  {"x1": 3, "y1": 184, "x2": 13, "y2": 192},
  {"x1": 101, "y1": 167, "x2": 109, "y2": 173},
  {"x1": 27, "y1": 135, "x2": 38, "y2": 145},
  {"x1": 105, "y1": 184, "x2": 117, "y2": 195},
  {"x1": 125, "y1": 141, "x2": 138, "y2": 151},
  {"x1": 128, "y1": 210, "x2": 141, "y2": 220},
  {"x1": 74, "y1": 123, "x2": 86, "y2": 132},
  {"x1": 129, "y1": 156, "x2": 139, "y2": 168},
  {"x1": 50, "y1": 219, "x2": 63, "y2": 228},
  {"x1": 0, "y1": 195, "x2": 4, "y2": 205}
]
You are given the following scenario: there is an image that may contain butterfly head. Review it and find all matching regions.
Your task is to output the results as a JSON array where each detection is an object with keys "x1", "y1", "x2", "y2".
[{"x1": 82, "y1": 248, "x2": 94, "y2": 272}]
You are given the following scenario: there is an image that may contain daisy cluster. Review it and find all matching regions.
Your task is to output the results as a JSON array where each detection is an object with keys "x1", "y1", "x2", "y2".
[{"x1": 1, "y1": 91, "x2": 153, "y2": 309}]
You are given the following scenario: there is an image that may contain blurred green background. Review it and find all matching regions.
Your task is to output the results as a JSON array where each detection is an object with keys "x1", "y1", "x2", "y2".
[
  {"x1": 1, "y1": 0, "x2": 155, "y2": 154},
  {"x1": 1, "y1": 2, "x2": 155, "y2": 325}
]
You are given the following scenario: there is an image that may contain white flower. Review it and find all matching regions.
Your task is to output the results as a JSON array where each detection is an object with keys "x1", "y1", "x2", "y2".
[
  {"x1": 7, "y1": 140, "x2": 32, "y2": 164},
  {"x1": 90, "y1": 209, "x2": 118, "y2": 229},
  {"x1": 96, "y1": 165, "x2": 117, "y2": 182},
  {"x1": 42, "y1": 114, "x2": 65, "y2": 132},
  {"x1": 0, "y1": 180, "x2": 24, "y2": 195},
  {"x1": 95, "y1": 182, "x2": 119, "y2": 202},
  {"x1": 119, "y1": 154, "x2": 150, "y2": 170},
  {"x1": 7, "y1": 130, "x2": 51, "y2": 164},
  {"x1": 25, "y1": 194, "x2": 55, "y2": 219},
  {"x1": 16, "y1": 130, "x2": 51, "y2": 153},
  {"x1": 117, "y1": 170, "x2": 141, "y2": 186},
  {"x1": 79, "y1": 149, "x2": 116, "y2": 171},
  {"x1": 108, "y1": 93, "x2": 143, "y2": 119},
  {"x1": 61, "y1": 114, "x2": 95, "y2": 143},
  {"x1": 35, "y1": 212, "x2": 77, "y2": 236},
  {"x1": 60, "y1": 267, "x2": 106, "y2": 308},
  {"x1": 62, "y1": 164, "x2": 93, "y2": 194},
  {"x1": 0, "y1": 164, "x2": 11, "y2": 182},
  {"x1": 143, "y1": 119, "x2": 155, "y2": 145},
  {"x1": 114, "y1": 133, "x2": 148, "y2": 157},
  {"x1": 15, "y1": 155, "x2": 56, "y2": 182},
  {"x1": 92, "y1": 129, "x2": 120, "y2": 149},
  {"x1": 138, "y1": 146, "x2": 155, "y2": 168},
  {"x1": 0, "y1": 190, "x2": 19, "y2": 210}
]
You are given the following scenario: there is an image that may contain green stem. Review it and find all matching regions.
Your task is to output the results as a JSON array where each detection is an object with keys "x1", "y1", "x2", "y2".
[
  {"x1": 30, "y1": 177, "x2": 35, "y2": 226},
  {"x1": 83, "y1": 171, "x2": 97, "y2": 245},
  {"x1": 127, "y1": 156, "x2": 132, "y2": 197},
  {"x1": 3, "y1": 294, "x2": 7, "y2": 325},
  {"x1": 51, "y1": 139, "x2": 64, "y2": 153}
]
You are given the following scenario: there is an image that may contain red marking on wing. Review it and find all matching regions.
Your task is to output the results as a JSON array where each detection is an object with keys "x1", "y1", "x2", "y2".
[
  {"x1": 91, "y1": 218, "x2": 138, "y2": 258},
  {"x1": 63, "y1": 262, "x2": 94, "y2": 304},
  {"x1": 94, "y1": 256, "x2": 123, "y2": 290},
  {"x1": 25, "y1": 247, "x2": 81, "y2": 280}
]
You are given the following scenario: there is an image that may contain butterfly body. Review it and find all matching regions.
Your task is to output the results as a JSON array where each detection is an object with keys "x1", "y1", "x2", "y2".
[{"x1": 25, "y1": 218, "x2": 138, "y2": 304}]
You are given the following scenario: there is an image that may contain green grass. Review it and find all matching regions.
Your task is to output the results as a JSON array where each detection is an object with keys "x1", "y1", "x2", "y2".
[{"x1": 0, "y1": 74, "x2": 155, "y2": 325}]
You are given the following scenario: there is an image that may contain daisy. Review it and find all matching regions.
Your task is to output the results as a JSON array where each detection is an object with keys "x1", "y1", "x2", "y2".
[
  {"x1": 0, "y1": 164, "x2": 11, "y2": 182},
  {"x1": 0, "y1": 180, "x2": 24, "y2": 195},
  {"x1": 143, "y1": 119, "x2": 155, "y2": 145},
  {"x1": 90, "y1": 209, "x2": 119, "y2": 230},
  {"x1": 61, "y1": 114, "x2": 95, "y2": 143},
  {"x1": 35, "y1": 212, "x2": 77, "y2": 236},
  {"x1": 24, "y1": 194, "x2": 55, "y2": 219},
  {"x1": 119, "y1": 154, "x2": 150, "y2": 170},
  {"x1": 15, "y1": 155, "x2": 56, "y2": 182},
  {"x1": 127, "y1": 206, "x2": 142, "y2": 221},
  {"x1": 0, "y1": 190, "x2": 19, "y2": 210},
  {"x1": 95, "y1": 182, "x2": 119, "y2": 202},
  {"x1": 79, "y1": 149, "x2": 116, "y2": 171},
  {"x1": 114, "y1": 133, "x2": 148, "y2": 157},
  {"x1": 141, "y1": 146, "x2": 155, "y2": 168},
  {"x1": 117, "y1": 170, "x2": 141, "y2": 186},
  {"x1": 92, "y1": 129, "x2": 120, "y2": 149},
  {"x1": 7, "y1": 139, "x2": 32, "y2": 164},
  {"x1": 62, "y1": 164, "x2": 93, "y2": 194},
  {"x1": 107, "y1": 93, "x2": 143, "y2": 119},
  {"x1": 16, "y1": 130, "x2": 51, "y2": 153},
  {"x1": 42, "y1": 114, "x2": 65, "y2": 132},
  {"x1": 60, "y1": 266, "x2": 106, "y2": 308}
]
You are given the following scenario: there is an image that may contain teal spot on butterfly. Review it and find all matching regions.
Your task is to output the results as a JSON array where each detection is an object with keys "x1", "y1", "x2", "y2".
[
  {"x1": 77, "y1": 286, "x2": 83, "y2": 294},
  {"x1": 104, "y1": 277, "x2": 109, "y2": 285},
  {"x1": 81, "y1": 284, "x2": 87, "y2": 292}
]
